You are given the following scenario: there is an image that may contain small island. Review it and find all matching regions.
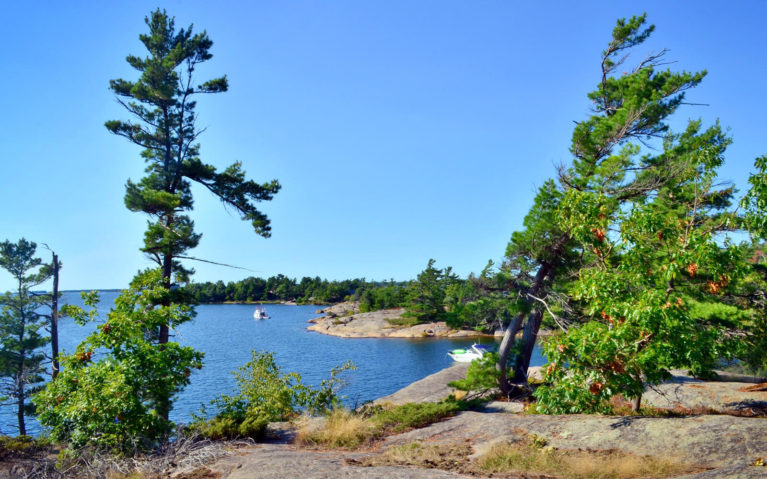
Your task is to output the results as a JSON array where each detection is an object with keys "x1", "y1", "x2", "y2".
[{"x1": 308, "y1": 302, "x2": 495, "y2": 338}]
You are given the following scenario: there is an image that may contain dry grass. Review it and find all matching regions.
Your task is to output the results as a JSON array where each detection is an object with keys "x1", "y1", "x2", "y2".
[
  {"x1": 295, "y1": 409, "x2": 378, "y2": 449},
  {"x1": 296, "y1": 401, "x2": 465, "y2": 449},
  {"x1": 476, "y1": 440, "x2": 700, "y2": 479},
  {"x1": 19, "y1": 431, "x2": 250, "y2": 479},
  {"x1": 343, "y1": 437, "x2": 703, "y2": 478}
]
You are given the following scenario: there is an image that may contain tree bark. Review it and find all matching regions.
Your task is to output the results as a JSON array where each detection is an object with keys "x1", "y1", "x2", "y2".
[
  {"x1": 157, "y1": 250, "x2": 173, "y2": 421},
  {"x1": 497, "y1": 263, "x2": 552, "y2": 393},
  {"x1": 159, "y1": 250, "x2": 172, "y2": 345},
  {"x1": 496, "y1": 312, "x2": 525, "y2": 396},
  {"x1": 513, "y1": 308, "x2": 544, "y2": 384},
  {"x1": 16, "y1": 387, "x2": 25, "y2": 436},
  {"x1": 632, "y1": 394, "x2": 642, "y2": 412},
  {"x1": 16, "y1": 279, "x2": 26, "y2": 435},
  {"x1": 51, "y1": 252, "x2": 60, "y2": 380}
]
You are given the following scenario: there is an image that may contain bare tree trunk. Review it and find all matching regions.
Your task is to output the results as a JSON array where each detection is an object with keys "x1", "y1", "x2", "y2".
[
  {"x1": 16, "y1": 281, "x2": 26, "y2": 435},
  {"x1": 497, "y1": 263, "x2": 552, "y2": 393},
  {"x1": 159, "y1": 250, "x2": 172, "y2": 345},
  {"x1": 632, "y1": 394, "x2": 642, "y2": 412},
  {"x1": 496, "y1": 312, "x2": 525, "y2": 396},
  {"x1": 513, "y1": 309, "x2": 544, "y2": 384},
  {"x1": 156, "y1": 250, "x2": 173, "y2": 421},
  {"x1": 51, "y1": 252, "x2": 60, "y2": 380},
  {"x1": 16, "y1": 380, "x2": 25, "y2": 436}
]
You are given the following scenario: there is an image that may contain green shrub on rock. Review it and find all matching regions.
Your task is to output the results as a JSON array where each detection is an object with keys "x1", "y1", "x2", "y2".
[{"x1": 192, "y1": 351, "x2": 354, "y2": 440}]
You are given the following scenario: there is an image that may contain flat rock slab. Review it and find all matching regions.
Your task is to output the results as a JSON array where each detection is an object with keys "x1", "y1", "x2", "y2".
[
  {"x1": 383, "y1": 410, "x2": 767, "y2": 477},
  {"x1": 643, "y1": 374, "x2": 767, "y2": 414},
  {"x1": 205, "y1": 443, "x2": 479, "y2": 479},
  {"x1": 375, "y1": 363, "x2": 470, "y2": 405}
]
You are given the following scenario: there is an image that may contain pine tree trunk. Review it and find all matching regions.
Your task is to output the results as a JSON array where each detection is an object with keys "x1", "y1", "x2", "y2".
[
  {"x1": 51, "y1": 253, "x2": 60, "y2": 380},
  {"x1": 497, "y1": 263, "x2": 552, "y2": 393},
  {"x1": 632, "y1": 394, "x2": 642, "y2": 412},
  {"x1": 16, "y1": 284, "x2": 26, "y2": 435},
  {"x1": 157, "y1": 251, "x2": 173, "y2": 421},
  {"x1": 512, "y1": 309, "x2": 543, "y2": 384},
  {"x1": 16, "y1": 384, "x2": 25, "y2": 436},
  {"x1": 159, "y1": 251, "x2": 172, "y2": 345},
  {"x1": 496, "y1": 312, "x2": 525, "y2": 396}
]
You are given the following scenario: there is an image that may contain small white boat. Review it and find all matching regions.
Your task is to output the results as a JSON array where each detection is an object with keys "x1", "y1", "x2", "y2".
[
  {"x1": 448, "y1": 344, "x2": 490, "y2": 363},
  {"x1": 253, "y1": 305, "x2": 270, "y2": 320}
]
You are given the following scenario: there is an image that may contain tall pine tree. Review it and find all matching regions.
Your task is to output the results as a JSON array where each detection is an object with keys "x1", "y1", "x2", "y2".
[{"x1": 105, "y1": 9, "x2": 280, "y2": 419}]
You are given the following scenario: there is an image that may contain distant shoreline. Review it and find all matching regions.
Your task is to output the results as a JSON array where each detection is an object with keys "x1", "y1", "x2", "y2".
[{"x1": 58, "y1": 291, "x2": 331, "y2": 306}]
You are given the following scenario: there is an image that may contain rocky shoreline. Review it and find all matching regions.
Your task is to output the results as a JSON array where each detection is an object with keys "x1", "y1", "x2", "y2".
[
  {"x1": 307, "y1": 302, "x2": 497, "y2": 338},
  {"x1": 191, "y1": 365, "x2": 767, "y2": 478}
]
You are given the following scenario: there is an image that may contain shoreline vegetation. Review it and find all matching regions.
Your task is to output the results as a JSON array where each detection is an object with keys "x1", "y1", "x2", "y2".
[
  {"x1": 181, "y1": 259, "x2": 523, "y2": 337},
  {"x1": 5, "y1": 363, "x2": 766, "y2": 478}
]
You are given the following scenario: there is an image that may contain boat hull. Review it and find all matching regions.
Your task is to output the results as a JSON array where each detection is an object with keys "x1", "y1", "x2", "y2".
[{"x1": 447, "y1": 344, "x2": 490, "y2": 363}]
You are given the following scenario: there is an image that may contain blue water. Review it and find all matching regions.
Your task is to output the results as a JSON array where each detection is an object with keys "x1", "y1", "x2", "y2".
[{"x1": 4, "y1": 291, "x2": 545, "y2": 436}]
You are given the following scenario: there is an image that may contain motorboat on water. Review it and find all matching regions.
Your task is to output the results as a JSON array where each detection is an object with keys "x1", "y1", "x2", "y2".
[
  {"x1": 253, "y1": 305, "x2": 270, "y2": 320},
  {"x1": 447, "y1": 344, "x2": 490, "y2": 363}
]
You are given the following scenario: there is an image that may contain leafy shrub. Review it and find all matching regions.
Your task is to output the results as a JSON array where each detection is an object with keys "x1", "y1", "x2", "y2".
[
  {"x1": 34, "y1": 269, "x2": 204, "y2": 453},
  {"x1": 192, "y1": 351, "x2": 354, "y2": 440},
  {"x1": 449, "y1": 352, "x2": 500, "y2": 397}
]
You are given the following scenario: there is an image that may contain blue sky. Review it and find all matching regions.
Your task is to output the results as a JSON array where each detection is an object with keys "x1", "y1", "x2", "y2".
[{"x1": 1, "y1": 1, "x2": 765, "y2": 291}]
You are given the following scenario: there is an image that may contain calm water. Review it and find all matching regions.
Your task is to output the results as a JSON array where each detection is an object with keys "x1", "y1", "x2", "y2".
[{"x1": 4, "y1": 291, "x2": 545, "y2": 436}]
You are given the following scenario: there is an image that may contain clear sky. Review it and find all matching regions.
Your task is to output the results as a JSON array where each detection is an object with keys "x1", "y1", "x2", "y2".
[{"x1": 1, "y1": 1, "x2": 765, "y2": 291}]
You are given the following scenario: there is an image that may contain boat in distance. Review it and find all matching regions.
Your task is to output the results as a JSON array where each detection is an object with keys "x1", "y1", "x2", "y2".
[
  {"x1": 448, "y1": 344, "x2": 490, "y2": 363},
  {"x1": 253, "y1": 305, "x2": 270, "y2": 320}
]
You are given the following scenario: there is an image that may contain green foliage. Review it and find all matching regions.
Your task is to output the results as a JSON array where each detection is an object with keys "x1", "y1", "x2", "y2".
[
  {"x1": 742, "y1": 156, "x2": 767, "y2": 240},
  {"x1": 193, "y1": 351, "x2": 354, "y2": 440},
  {"x1": 104, "y1": 7, "x2": 280, "y2": 427},
  {"x1": 106, "y1": 9, "x2": 279, "y2": 272},
  {"x1": 404, "y1": 259, "x2": 458, "y2": 323},
  {"x1": 493, "y1": 13, "x2": 741, "y2": 395},
  {"x1": 449, "y1": 352, "x2": 501, "y2": 395},
  {"x1": 0, "y1": 238, "x2": 51, "y2": 435},
  {"x1": 186, "y1": 275, "x2": 370, "y2": 304},
  {"x1": 357, "y1": 280, "x2": 409, "y2": 312},
  {"x1": 534, "y1": 122, "x2": 745, "y2": 412},
  {"x1": 372, "y1": 399, "x2": 463, "y2": 433},
  {"x1": 0, "y1": 435, "x2": 51, "y2": 461},
  {"x1": 34, "y1": 269, "x2": 204, "y2": 452}
]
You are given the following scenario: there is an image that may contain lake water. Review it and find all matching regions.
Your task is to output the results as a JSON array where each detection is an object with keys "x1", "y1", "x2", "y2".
[{"x1": 3, "y1": 291, "x2": 546, "y2": 436}]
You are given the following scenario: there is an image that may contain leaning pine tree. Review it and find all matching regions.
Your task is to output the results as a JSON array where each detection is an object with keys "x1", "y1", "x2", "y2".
[
  {"x1": 496, "y1": 14, "x2": 717, "y2": 395},
  {"x1": 535, "y1": 120, "x2": 742, "y2": 413}
]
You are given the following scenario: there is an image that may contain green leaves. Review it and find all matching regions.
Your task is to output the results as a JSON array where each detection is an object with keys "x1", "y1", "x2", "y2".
[
  {"x1": 192, "y1": 351, "x2": 355, "y2": 440},
  {"x1": 34, "y1": 269, "x2": 203, "y2": 452}
]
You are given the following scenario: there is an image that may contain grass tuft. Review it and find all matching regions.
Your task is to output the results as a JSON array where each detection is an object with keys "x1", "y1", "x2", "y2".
[
  {"x1": 296, "y1": 409, "x2": 376, "y2": 448},
  {"x1": 296, "y1": 399, "x2": 466, "y2": 449},
  {"x1": 476, "y1": 438, "x2": 700, "y2": 479}
]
